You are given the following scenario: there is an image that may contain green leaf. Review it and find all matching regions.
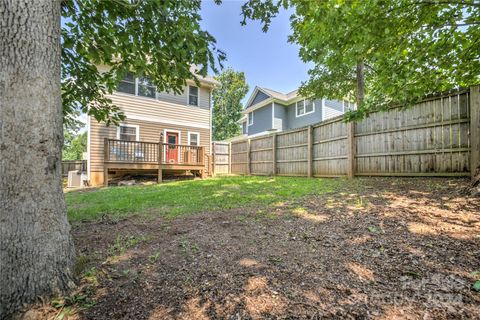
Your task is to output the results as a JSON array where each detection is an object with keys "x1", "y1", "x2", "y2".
[
  {"x1": 241, "y1": 0, "x2": 480, "y2": 119},
  {"x1": 473, "y1": 280, "x2": 480, "y2": 292},
  {"x1": 61, "y1": 0, "x2": 224, "y2": 125}
]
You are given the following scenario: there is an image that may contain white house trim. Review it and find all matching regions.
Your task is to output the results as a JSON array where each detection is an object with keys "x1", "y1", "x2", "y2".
[
  {"x1": 209, "y1": 96, "x2": 212, "y2": 155},
  {"x1": 124, "y1": 113, "x2": 210, "y2": 129},
  {"x1": 295, "y1": 99, "x2": 315, "y2": 118},
  {"x1": 244, "y1": 86, "x2": 273, "y2": 108},
  {"x1": 271, "y1": 102, "x2": 275, "y2": 129},
  {"x1": 243, "y1": 96, "x2": 304, "y2": 114},
  {"x1": 86, "y1": 115, "x2": 91, "y2": 179},
  {"x1": 247, "y1": 130, "x2": 276, "y2": 138},
  {"x1": 248, "y1": 112, "x2": 254, "y2": 126},
  {"x1": 117, "y1": 124, "x2": 140, "y2": 141},
  {"x1": 163, "y1": 128, "x2": 182, "y2": 162},
  {"x1": 187, "y1": 131, "x2": 200, "y2": 146}
]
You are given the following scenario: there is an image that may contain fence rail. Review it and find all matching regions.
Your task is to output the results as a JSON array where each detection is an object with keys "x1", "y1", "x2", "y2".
[
  {"x1": 230, "y1": 86, "x2": 480, "y2": 179},
  {"x1": 61, "y1": 160, "x2": 87, "y2": 176},
  {"x1": 104, "y1": 139, "x2": 205, "y2": 165}
]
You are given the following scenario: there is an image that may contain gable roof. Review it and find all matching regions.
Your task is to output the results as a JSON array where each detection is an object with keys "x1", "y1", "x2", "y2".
[
  {"x1": 260, "y1": 88, "x2": 299, "y2": 101},
  {"x1": 244, "y1": 86, "x2": 272, "y2": 108},
  {"x1": 244, "y1": 86, "x2": 302, "y2": 113}
]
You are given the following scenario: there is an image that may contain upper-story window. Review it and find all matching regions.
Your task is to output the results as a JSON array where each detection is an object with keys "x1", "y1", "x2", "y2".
[
  {"x1": 138, "y1": 77, "x2": 156, "y2": 98},
  {"x1": 117, "y1": 72, "x2": 156, "y2": 98},
  {"x1": 117, "y1": 72, "x2": 136, "y2": 95},
  {"x1": 296, "y1": 99, "x2": 314, "y2": 117},
  {"x1": 188, "y1": 85, "x2": 199, "y2": 106},
  {"x1": 343, "y1": 100, "x2": 355, "y2": 111},
  {"x1": 248, "y1": 112, "x2": 254, "y2": 126}
]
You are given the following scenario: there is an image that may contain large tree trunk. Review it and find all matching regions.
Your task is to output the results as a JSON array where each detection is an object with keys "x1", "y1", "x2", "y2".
[
  {"x1": 0, "y1": 1, "x2": 75, "y2": 317},
  {"x1": 356, "y1": 59, "x2": 365, "y2": 107}
]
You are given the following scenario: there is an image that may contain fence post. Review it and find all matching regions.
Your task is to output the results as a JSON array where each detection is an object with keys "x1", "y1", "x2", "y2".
[
  {"x1": 346, "y1": 122, "x2": 355, "y2": 178},
  {"x1": 103, "y1": 138, "x2": 109, "y2": 186},
  {"x1": 212, "y1": 142, "x2": 216, "y2": 176},
  {"x1": 247, "y1": 139, "x2": 251, "y2": 175},
  {"x1": 157, "y1": 142, "x2": 162, "y2": 183},
  {"x1": 307, "y1": 125, "x2": 313, "y2": 177},
  {"x1": 228, "y1": 142, "x2": 232, "y2": 174},
  {"x1": 471, "y1": 85, "x2": 480, "y2": 179},
  {"x1": 272, "y1": 133, "x2": 277, "y2": 176}
]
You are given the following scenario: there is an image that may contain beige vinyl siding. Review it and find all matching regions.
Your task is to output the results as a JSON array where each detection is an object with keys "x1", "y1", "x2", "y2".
[
  {"x1": 108, "y1": 93, "x2": 210, "y2": 128},
  {"x1": 89, "y1": 117, "x2": 211, "y2": 172},
  {"x1": 157, "y1": 85, "x2": 210, "y2": 109}
]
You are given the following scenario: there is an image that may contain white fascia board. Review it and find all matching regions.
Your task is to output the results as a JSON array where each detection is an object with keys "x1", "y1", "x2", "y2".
[
  {"x1": 124, "y1": 113, "x2": 210, "y2": 129},
  {"x1": 244, "y1": 86, "x2": 273, "y2": 109},
  {"x1": 243, "y1": 96, "x2": 305, "y2": 114}
]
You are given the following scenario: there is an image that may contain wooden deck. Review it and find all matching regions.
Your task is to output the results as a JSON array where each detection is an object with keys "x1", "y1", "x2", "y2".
[{"x1": 103, "y1": 138, "x2": 206, "y2": 186}]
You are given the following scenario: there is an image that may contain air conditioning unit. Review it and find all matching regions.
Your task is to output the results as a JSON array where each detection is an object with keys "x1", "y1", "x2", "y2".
[{"x1": 67, "y1": 171, "x2": 87, "y2": 188}]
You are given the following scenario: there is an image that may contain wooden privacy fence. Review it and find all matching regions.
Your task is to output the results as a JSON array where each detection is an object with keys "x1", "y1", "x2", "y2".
[
  {"x1": 212, "y1": 141, "x2": 230, "y2": 175},
  {"x1": 230, "y1": 85, "x2": 480, "y2": 178},
  {"x1": 61, "y1": 160, "x2": 87, "y2": 176}
]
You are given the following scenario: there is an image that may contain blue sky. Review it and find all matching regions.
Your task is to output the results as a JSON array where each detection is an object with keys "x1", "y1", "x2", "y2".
[
  {"x1": 200, "y1": 0, "x2": 310, "y2": 101},
  {"x1": 73, "y1": 1, "x2": 309, "y2": 128}
]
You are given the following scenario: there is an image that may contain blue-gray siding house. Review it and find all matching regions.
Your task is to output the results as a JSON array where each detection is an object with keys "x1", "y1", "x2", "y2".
[{"x1": 239, "y1": 87, "x2": 354, "y2": 137}]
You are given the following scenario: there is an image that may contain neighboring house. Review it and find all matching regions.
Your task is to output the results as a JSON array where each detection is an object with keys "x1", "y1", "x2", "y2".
[
  {"x1": 87, "y1": 66, "x2": 218, "y2": 186},
  {"x1": 239, "y1": 87, "x2": 354, "y2": 137}
]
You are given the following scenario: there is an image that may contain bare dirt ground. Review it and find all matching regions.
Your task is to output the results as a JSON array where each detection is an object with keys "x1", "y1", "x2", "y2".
[{"x1": 27, "y1": 177, "x2": 480, "y2": 319}]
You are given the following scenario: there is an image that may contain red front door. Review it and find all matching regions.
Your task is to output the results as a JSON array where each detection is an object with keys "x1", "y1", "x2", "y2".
[{"x1": 165, "y1": 131, "x2": 179, "y2": 163}]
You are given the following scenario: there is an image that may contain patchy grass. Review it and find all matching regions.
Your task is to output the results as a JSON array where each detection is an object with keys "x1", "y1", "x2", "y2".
[
  {"x1": 65, "y1": 176, "x2": 341, "y2": 222},
  {"x1": 24, "y1": 177, "x2": 480, "y2": 319}
]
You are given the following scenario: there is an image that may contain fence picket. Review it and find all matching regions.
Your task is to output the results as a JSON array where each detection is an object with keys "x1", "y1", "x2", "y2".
[{"x1": 230, "y1": 87, "x2": 476, "y2": 178}]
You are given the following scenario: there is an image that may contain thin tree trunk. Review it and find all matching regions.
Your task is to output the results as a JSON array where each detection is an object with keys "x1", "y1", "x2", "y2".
[
  {"x1": 356, "y1": 59, "x2": 365, "y2": 107},
  {"x1": 0, "y1": 1, "x2": 75, "y2": 317}
]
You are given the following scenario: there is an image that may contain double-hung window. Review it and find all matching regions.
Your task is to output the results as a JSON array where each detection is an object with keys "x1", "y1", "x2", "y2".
[
  {"x1": 117, "y1": 72, "x2": 136, "y2": 95},
  {"x1": 188, "y1": 132, "x2": 200, "y2": 146},
  {"x1": 188, "y1": 86, "x2": 199, "y2": 106},
  {"x1": 137, "y1": 77, "x2": 156, "y2": 98},
  {"x1": 118, "y1": 124, "x2": 138, "y2": 141},
  {"x1": 296, "y1": 99, "x2": 314, "y2": 117},
  {"x1": 117, "y1": 73, "x2": 156, "y2": 98}
]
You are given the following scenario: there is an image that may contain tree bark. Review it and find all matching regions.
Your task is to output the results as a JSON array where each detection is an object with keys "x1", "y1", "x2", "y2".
[
  {"x1": 0, "y1": 1, "x2": 75, "y2": 317},
  {"x1": 356, "y1": 59, "x2": 365, "y2": 107}
]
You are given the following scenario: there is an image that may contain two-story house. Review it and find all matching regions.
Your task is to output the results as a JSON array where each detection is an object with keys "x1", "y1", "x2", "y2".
[
  {"x1": 87, "y1": 67, "x2": 218, "y2": 186},
  {"x1": 239, "y1": 87, "x2": 354, "y2": 137}
]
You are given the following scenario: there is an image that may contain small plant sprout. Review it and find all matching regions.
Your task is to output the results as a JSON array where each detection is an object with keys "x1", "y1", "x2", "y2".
[
  {"x1": 148, "y1": 252, "x2": 161, "y2": 263},
  {"x1": 121, "y1": 269, "x2": 131, "y2": 277},
  {"x1": 368, "y1": 226, "x2": 382, "y2": 234}
]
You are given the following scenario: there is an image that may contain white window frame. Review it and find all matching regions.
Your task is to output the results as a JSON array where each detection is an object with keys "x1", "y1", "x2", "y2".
[
  {"x1": 188, "y1": 85, "x2": 200, "y2": 107},
  {"x1": 248, "y1": 112, "x2": 254, "y2": 126},
  {"x1": 296, "y1": 99, "x2": 315, "y2": 118},
  {"x1": 187, "y1": 131, "x2": 200, "y2": 146},
  {"x1": 116, "y1": 124, "x2": 140, "y2": 141},
  {"x1": 117, "y1": 73, "x2": 157, "y2": 100}
]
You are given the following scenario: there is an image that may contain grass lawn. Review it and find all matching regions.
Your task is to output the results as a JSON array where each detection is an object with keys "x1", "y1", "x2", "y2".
[
  {"x1": 66, "y1": 176, "x2": 342, "y2": 222},
  {"x1": 25, "y1": 176, "x2": 479, "y2": 319}
]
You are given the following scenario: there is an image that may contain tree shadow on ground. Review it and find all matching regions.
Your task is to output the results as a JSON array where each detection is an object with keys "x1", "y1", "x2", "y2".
[{"x1": 67, "y1": 177, "x2": 480, "y2": 319}]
